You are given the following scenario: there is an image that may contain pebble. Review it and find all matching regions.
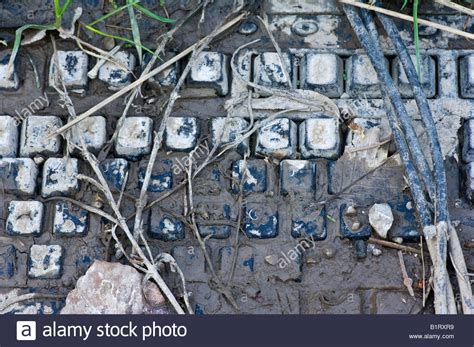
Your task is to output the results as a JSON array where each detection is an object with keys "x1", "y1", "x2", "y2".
[
  {"x1": 354, "y1": 239, "x2": 367, "y2": 259},
  {"x1": 265, "y1": 254, "x2": 278, "y2": 266},
  {"x1": 372, "y1": 248, "x2": 382, "y2": 256},
  {"x1": 322, "y1": 246, "x2": 336, "y2": 259},
  {"x1": 351, "y1": 221, "x2": 361, "y2": 231},
  {"x1": 345, "y1": 205, "x2": 357, "y2": 216},
  {"x1": 368, "y1": 203, "x2": 394, "y2": 239}
]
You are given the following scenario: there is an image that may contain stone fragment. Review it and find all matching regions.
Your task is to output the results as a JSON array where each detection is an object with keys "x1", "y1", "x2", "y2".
[
  {"x1": 369, "y1": 203, "x2": 394, "y2": 239},
  {"x1": 61, "y1": 261, "x2": 169, "y2": 314}
]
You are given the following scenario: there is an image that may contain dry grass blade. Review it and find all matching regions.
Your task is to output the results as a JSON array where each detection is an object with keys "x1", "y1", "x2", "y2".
[
  {"x1": 47, "y1": 12, "x2": 247, "y2": 139},
  {"x1": 435, "y1": 0, "x2": 474, "y2": 16},
  {"x1": 339, "y1": 0, "x2": 474, "y2": 40}
]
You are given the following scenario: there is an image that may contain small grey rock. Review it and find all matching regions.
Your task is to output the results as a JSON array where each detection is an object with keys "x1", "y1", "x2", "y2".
[
  {"x1": 369, "y1": 203, "x2": 393, "y2": 239},
  {"x1": 322, "y1": 246, "x2": 336, "y2": 259},
  {"x1": 265, "y1": 254, "x2": 279, "y2": 266}
]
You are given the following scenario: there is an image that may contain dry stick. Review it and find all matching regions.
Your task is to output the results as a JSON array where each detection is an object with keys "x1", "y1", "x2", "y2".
[
  {"x1": 83, "y1": 151, "x2": 185, "y2": 314},
  {"x1": 133, "y1": 12, "x2": 246, "y2": 243},
  {"x1": 448, "y1": 224, "x2": 474, "y2": 314},
  {"x1": 434, "y1": 0, "x2": 474, "y2": 16},
  {"x1": 145, "y1": 254, "x2": 193, "y2": 314},
  {"x1": 186, "y1": 145, "x2": 239, "y2": 310},
  {"x1": 421, "y1": 236, "x2": 426, "y2": 307},
  {"x1": 398, "y1": 250, "x2": 415, "y2": 297},
  {"x1": 226, "y1": 153, "x2": 248, "y2": 287},
  {"x1": 50, "y1": 40, "x2": 185, "y2": 314},
  {"x1": 100, "y1": 5, "x2": 204, "y2": 160},
  {"x1": 346, "y1": 135, "x2": 393, "y2": 153},
  {"x1": 368, "y1": 237, "x2": 423, "y2": 255},
  {"x1": 88, "y1": 45, "x2": 122, "y2": 79},
  {"x1": 318, "y1": 154, "x2": 400, "y2": 205},
  {"x1": 59, "y1": 28, "x2": 132, "y2": 73},
  {"x1": 338, "y1": 0, "x2": 474, "y2": 39},
  {"x1": 0, "y1": 293, "x2": 65, "y2": 314},
  {"x1": 227, "y1": 39, "x2": 341, "y2": 121},
  {"x1": 48, "y1": 12, "x2": 248, "y2": 139},
  {"x1": 44, "y1": 196, "x2": 118, "y2": 225},
  {"x1": 132, "y1": 41, "x2": 203, "y2": 241}
]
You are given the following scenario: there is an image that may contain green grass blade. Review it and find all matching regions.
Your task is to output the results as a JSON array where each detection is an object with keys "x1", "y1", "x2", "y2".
[
  {"x1": 59, "y1": 0, "x2": 74, "y2": 16},
  {"x1": 88, "y1": 0, "x2": 140, "y2": 26},
  {"x1": 132, "y1": 3, "x2": 176, "y2": 23},
  {"x1": 401, "y1": 0, "x2": 409, "y2": 10},
  {"x1": 127, "y1": 0, "x2": 142, "y2": 64},
  {"x1": 54, "y1": 0, "x2": 62, "y2": 18},
  {"x1": 84, "y1": 24, "x2": 156, "y2": 56},
  {"x1": 7, "y1": 24, "x2": 55, "y2": 74},
  {"x1": 413, "y1": 0, "x2": 421, "y2": 77}
]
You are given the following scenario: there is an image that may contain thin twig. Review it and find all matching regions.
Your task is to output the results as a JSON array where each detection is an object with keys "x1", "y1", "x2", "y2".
[
  {"x1": 398, "y1": 250, "x2": 415, "y2": 297},
  {"x1": 339, "y1": 0, "x2": 474, "y2": 39},
  {"x1": 368, "y1": 237, "x2": 422, "y2": 255},
  {"x1": 47, "y1": 12, "x2": 248, "y2": 138},
  {"x1": 434, "y1": 0, "x2": 474, "y2": 16},
  {"x1": 49, "y1": 35, "x2": 185, "y2": 314},
  {"x1": 0, "y1": 293, "x2": 66, "y2": 313}
]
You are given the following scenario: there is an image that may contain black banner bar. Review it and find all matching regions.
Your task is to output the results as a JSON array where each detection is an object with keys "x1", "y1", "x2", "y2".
[{"x1": 2, "y1": 315, "x2": 473, "y2": 347}]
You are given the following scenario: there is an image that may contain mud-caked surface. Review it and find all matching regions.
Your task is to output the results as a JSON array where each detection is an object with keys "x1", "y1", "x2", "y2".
[{"x1": 0, "y1": 0, "x2": 473, "y2": 314}]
